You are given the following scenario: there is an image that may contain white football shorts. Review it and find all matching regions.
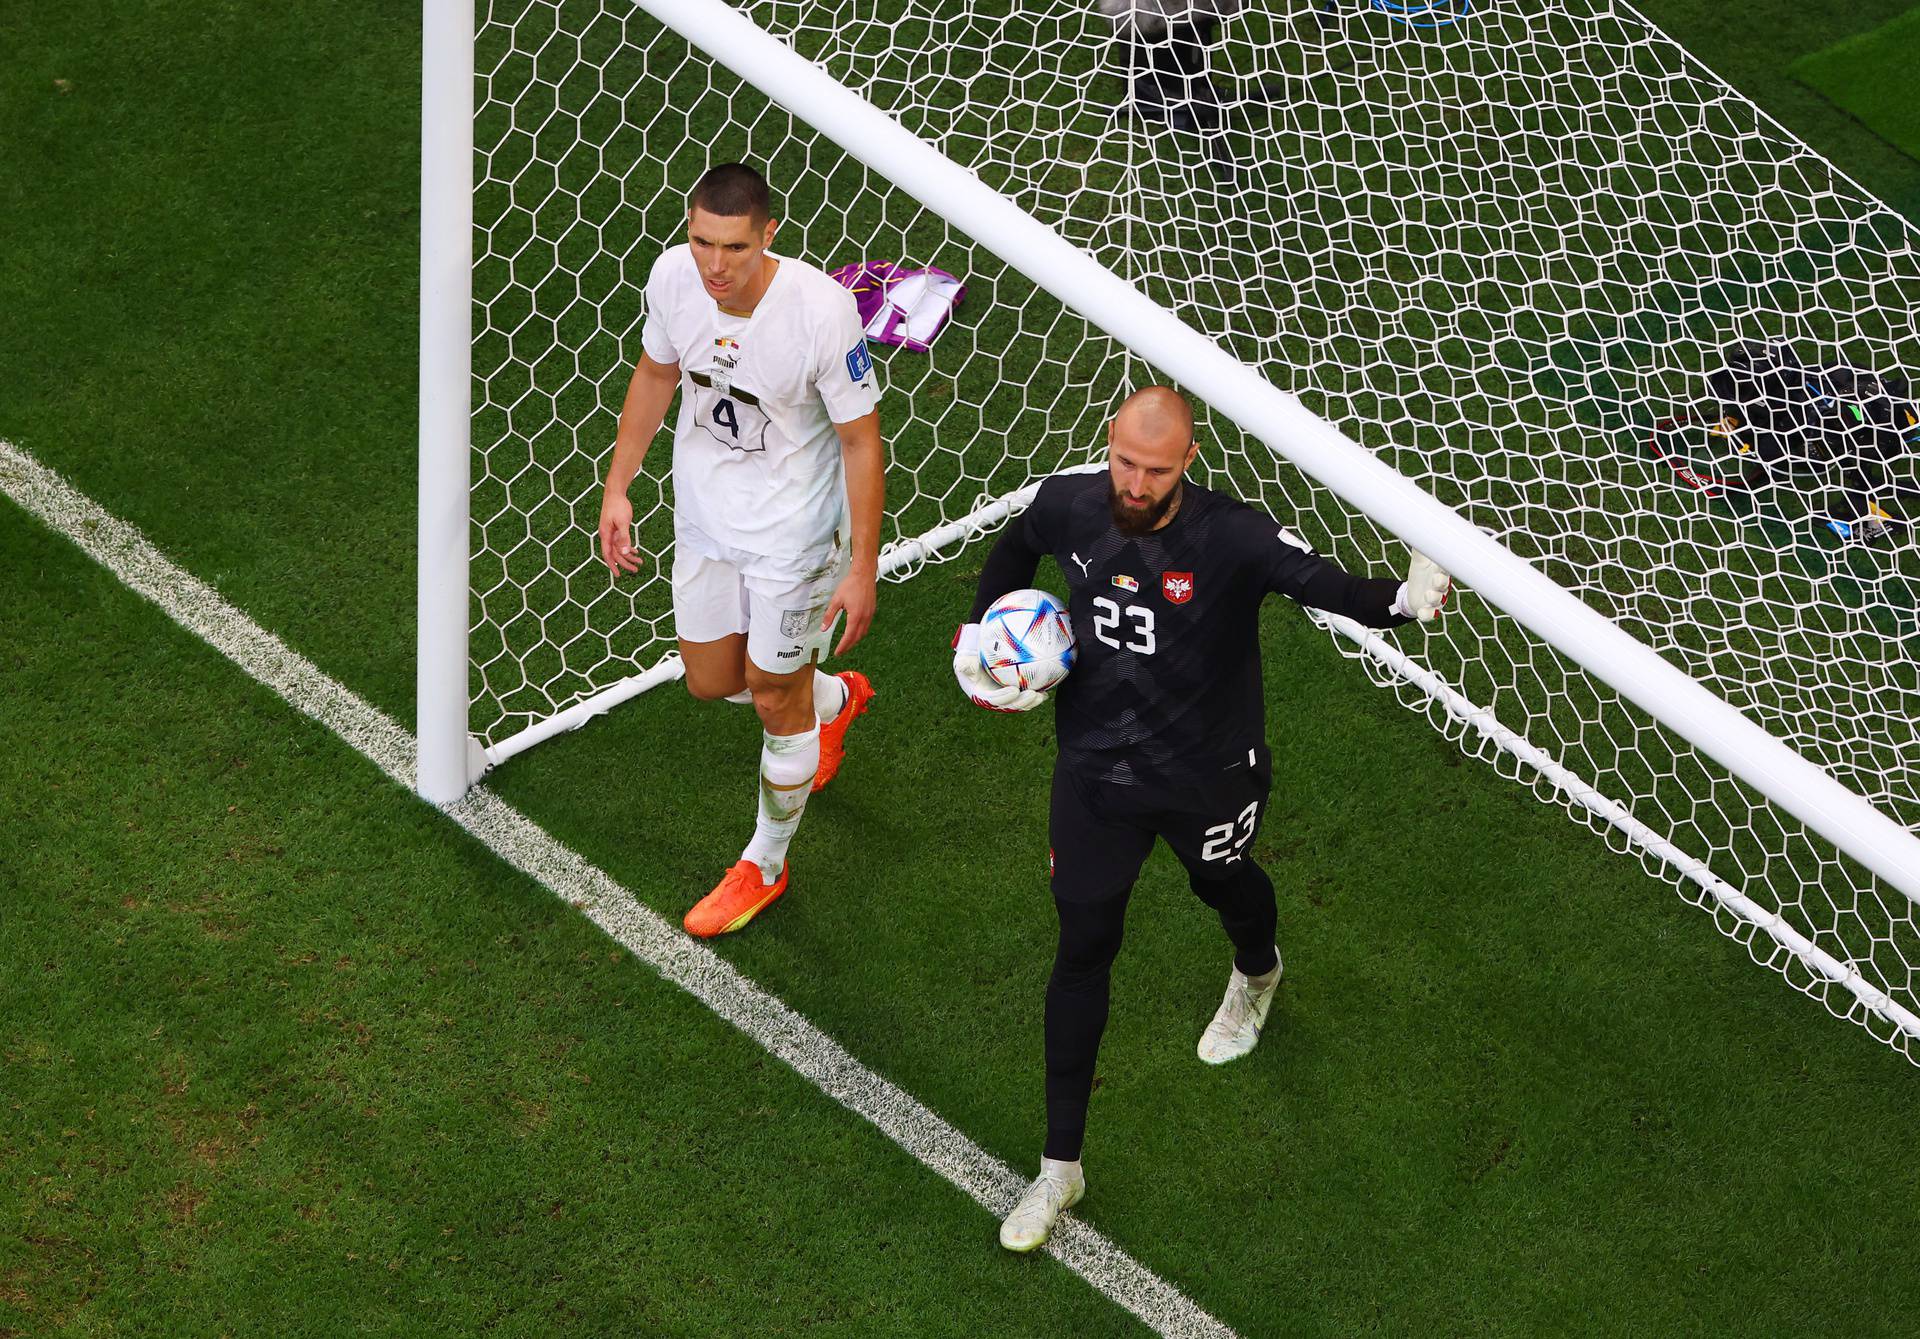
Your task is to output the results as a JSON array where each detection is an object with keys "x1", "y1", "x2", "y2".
[{"x1": 671, "y1": 527, "x2": 847, "y2": 674}]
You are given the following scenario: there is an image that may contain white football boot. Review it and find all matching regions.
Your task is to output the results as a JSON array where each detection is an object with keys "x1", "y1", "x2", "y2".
[
  {"x1": 1196, "y1": 950, "x2": 1283, "y2": 1065},
  {"x1": 999, "y1": 1157, "x2": 1086, "y2": 1253}
]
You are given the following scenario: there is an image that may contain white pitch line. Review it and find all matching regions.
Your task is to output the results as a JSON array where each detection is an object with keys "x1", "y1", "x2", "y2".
[{"x1": 0, "y1": 440, "x2": 1237, "y2": 1339}]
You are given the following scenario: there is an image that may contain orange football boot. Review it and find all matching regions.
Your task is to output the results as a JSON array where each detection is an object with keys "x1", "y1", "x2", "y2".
[
  {"x1": 811, "y1": 670, "x2": 876, "y2": 793},
  {"x1": 684, "y1": 860, "x2": 789, "y2": 937}
]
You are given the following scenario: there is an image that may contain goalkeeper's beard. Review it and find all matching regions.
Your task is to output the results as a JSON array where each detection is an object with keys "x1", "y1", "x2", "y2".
[{"x1": 1110, "y1": 478, "x2": 1182, "y2": 535}]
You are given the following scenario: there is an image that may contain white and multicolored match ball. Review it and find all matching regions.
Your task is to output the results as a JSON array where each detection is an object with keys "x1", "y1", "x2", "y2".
[{"x1": 979, "y1": 588, "x2": 1076, "y2": 694}]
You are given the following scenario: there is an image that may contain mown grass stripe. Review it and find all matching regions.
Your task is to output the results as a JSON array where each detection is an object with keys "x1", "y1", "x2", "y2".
[{"x1": 0, "y1": 437, "x2": 1237, "y2": 1339}]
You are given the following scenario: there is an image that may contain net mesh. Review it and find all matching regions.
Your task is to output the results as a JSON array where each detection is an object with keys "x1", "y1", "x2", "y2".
[{"x1": 471, "y1": 0, "x2": 1920, "y2": 1056}]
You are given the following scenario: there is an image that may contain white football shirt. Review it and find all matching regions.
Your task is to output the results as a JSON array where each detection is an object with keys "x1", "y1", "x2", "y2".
[{"x1": 640, "y1": 244, "x2": 880, "y2": 564}]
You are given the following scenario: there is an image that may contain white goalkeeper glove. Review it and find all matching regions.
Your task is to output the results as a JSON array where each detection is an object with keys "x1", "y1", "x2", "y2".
[
  {"x1": 1393, "y1": 549, "x2": 1452, "y2": 622},
  {"x1": 952, "y1": 623, "x2": 1047, "y2": 713}
]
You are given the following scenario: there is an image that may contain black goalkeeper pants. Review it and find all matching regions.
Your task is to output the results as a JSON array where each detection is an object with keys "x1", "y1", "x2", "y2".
[{"x1": 1042, "y1": 754, "x2": 1278, "y2": 1163}]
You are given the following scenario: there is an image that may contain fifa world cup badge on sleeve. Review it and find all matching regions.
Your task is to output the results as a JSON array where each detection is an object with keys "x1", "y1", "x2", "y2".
[{"x1": 846, "y1": 339, "x2": 873, "y2": 383}]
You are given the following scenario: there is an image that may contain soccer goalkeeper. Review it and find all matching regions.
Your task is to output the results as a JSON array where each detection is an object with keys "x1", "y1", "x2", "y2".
[{"x1": 954, "y1": 386, "x2": 1451, "y2": 1252}]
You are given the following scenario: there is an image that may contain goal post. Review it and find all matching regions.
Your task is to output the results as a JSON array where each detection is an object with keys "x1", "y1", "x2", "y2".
[
  {"x1": 634, "y1": 0, "x2": 1919, "y2": 892},
  {"x1": 418, "y1": 0, "x2": 477, "y2": 806},
  {"x1": 419, "y1": 0, "x2": 1920, "y2": 1054}
]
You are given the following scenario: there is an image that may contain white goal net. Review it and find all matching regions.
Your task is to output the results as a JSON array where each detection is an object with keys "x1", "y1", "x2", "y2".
[{"x1": 465, "y1": 0, "x2": 1920, "y2": 1057}]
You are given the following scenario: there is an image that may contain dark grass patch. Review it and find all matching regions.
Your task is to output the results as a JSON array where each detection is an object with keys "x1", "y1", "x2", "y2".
[{"x1": 1793, "y1": 7, "x2": 1920, "y2": 165}]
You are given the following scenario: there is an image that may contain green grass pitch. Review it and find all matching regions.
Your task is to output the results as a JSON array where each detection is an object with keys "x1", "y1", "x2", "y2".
[
  {"x1": 1794, "y1": 5, "x2": 1920, "y2": 165},
  {"x1": 5, "y1": 2, "x2": 1920, "y2": 1335}
]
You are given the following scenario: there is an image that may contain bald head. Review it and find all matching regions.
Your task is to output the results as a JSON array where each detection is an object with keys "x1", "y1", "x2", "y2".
[
  {"x1": 1106, "y1": 385, "x2": 1200, "y2": 534},
  {"x1": 1112, "y1": 385, "x2": 1194, "y2": 454}
]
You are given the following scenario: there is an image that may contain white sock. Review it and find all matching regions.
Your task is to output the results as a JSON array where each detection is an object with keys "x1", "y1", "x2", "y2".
[
  {"x1": 741, "y1": 723, "x2": 820, "y2": 883},
  {"x1": 812, "y1": 669, "x2": 846, "y2": 723},
  {"x1": 724, "y1": 688, "x2": 755, "y2": 705}
]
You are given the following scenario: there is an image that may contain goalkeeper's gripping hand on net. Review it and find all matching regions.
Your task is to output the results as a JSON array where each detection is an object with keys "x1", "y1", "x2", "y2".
[
  {"x1": 952, "y1": 623, "x2": 1047, "y2": 712},
  {"x1": 1393, "y1": 550, "x2": 1453, "y2": 622}
]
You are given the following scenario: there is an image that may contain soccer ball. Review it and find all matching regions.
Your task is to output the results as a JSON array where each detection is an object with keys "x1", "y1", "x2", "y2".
[{"x1": 979, "y1": 588, "x2": 1075, "y2": 694}]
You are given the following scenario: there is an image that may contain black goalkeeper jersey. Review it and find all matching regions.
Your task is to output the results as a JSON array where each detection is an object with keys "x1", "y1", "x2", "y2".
[{"x1": 970, "y1": 470, "x2": 1410, "y2": 786}]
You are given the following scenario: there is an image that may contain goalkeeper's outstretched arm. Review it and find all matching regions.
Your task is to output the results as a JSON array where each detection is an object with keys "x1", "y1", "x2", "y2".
[{"x1": 1261, "y1": 521, "x2": 1449, "y2": 625}]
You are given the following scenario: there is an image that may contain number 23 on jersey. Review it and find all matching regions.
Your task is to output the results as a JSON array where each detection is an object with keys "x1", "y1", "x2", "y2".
[{"x1": 1090, "y1": 596, "x2": 1156, "y2": 654}]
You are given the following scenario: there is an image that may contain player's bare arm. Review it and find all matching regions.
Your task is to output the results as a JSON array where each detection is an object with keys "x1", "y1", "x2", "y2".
[
  {"x1": 598, "y1": 350, "x2": 680, "y2": 576},
  {"x1": 823, "y1": 409, "x2": 884, "y2": 654}
]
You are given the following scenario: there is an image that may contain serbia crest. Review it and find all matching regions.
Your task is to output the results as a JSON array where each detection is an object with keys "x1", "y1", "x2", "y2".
[{"x1": 1162, "y1": 571, "x2": 1193, "y2": 604}]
